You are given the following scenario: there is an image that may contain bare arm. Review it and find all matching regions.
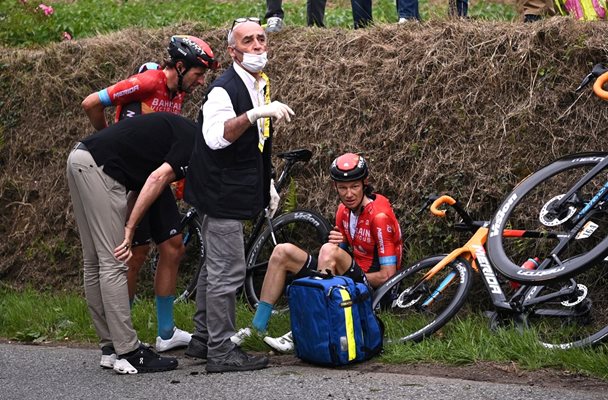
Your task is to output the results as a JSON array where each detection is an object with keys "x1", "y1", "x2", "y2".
[
  {"x1": 222, "y1": 112, "x2": 254, "y2": 143},
  {"x1": 113, "y1": 162, "x2": 176, "y2": 261},
  {"x1": 365, "y1": 265, "x2": 397, "y2": 289},
  {"x1": 81, "y1": 92, "x2": 108, "y2": 130}
]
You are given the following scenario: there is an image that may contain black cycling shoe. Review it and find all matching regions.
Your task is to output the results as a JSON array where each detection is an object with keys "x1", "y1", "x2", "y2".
[
  {"x1": 206, "y1": 346, "x2": 268, "y2": 373},
  {"x1": 114, "y1": 343, "x2": 178, "y2": 374},
  {"x1": 185, "y1": 335, "x2": 208, "y2": 360}
]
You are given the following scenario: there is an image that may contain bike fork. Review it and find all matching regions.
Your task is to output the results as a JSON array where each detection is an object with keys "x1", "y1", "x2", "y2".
[{"x1": 422, "y1": 271, "x2": 457, "y2": 307}]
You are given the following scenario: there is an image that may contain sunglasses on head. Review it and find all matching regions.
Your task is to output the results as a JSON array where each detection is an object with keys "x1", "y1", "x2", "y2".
[{"x1": 230, "y1": 17, "x2": 261, "y2": 31}]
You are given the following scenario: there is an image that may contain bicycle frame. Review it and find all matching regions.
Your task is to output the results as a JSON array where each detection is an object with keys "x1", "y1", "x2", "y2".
[{"x1": 412, "y1": 195, "x2": 582, "y2": 317}]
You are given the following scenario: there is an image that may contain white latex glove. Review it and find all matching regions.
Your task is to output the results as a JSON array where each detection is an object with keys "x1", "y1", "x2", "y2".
[
  {"x1": 268, "y1": 179, "x2": 280, "y2": 218},
  {"x1": 246, "y1": 101, "x2": 295, "y2": 124}
]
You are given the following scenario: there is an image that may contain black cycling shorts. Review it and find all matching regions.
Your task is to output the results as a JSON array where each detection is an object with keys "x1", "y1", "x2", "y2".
[
  {"x1": 295, "y1": 254, "x2": 372, "y2": 291},
  {"x1": 131, "y1": 186, "x2": 181, "y2": 247}
]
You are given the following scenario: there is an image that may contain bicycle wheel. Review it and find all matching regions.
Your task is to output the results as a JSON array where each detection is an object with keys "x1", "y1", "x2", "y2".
[
  {"x1": 487, "y1": 152, "x2": 608, "y2": 284},
  {"x1": 244, "y1": 209, "x2": 332, "y2": 311},
  {"x1": 174, "y1": 211, "x2": 205, "y2": 303},
  {"x1": 371, "y1": 255, "x2": 473, "y2": 343},
  {"x1": 525, "y1": 258, "x2": 608, "y2": 349}
]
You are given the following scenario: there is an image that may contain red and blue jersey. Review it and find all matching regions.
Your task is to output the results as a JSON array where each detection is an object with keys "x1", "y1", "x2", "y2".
[
  {"x1": 335, "y1": 194, "x2": 403, "y2": 273},
  {"x1": 97, "y1": 69, "x2": 185, "y2": 121}
]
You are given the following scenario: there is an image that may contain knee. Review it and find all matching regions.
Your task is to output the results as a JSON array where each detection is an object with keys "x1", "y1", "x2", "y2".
[
  {"x1": 126, "y1": 246, "x2": 149, "y2": 271},
  {"x1": 318, "y1": 243, "x2": 339, "y2": 262},
  {"x1": 159, "y1": 235, "x2": 185, "y2": 263},
  {"x1": 268, "y1": 243, "x2": 299, "y2": 270}
]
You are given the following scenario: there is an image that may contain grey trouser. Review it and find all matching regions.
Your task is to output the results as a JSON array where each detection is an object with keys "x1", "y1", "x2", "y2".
[
  {"x1": 66, "y1": 145, "x2": 139, "y2": 355},
  {"x1": 193, "y1": 216, "x2": 246, "y2": 358}
]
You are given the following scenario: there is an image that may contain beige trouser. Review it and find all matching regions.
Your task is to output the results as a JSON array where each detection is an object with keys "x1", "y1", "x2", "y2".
[
  {"x1": 519, "y1": 0, "x2": 555, "y2": 16},
  {"x1": 66, "y1": 145, "x2": 139, "y2": 355}
]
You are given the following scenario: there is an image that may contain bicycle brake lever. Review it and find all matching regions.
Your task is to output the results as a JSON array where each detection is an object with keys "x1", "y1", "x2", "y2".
[
  {"x1": 417, "y1": 194, "x2": 440, "y2": 215},
  {"x1": 576, "y1": 64, "x2": 608, "y2": 92},
  {"x1": 575, "y1": 73, "x2": 593, "y2": 93}
]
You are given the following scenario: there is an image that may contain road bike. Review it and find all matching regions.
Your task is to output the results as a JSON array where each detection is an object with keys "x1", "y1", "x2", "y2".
[
  {"x1": 371, "y1": 194, "x2": 608, "y2": 349},
  {"x1": 487, "y1": 64, "x2": 608, "y2": 286},
  {"x1": 162, "y1": 149, "x2": 332, "y2": 307}
]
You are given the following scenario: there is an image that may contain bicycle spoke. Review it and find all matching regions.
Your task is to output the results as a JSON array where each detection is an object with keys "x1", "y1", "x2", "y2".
[
  {"x1": 374, "y1": 256, "x2": 472, "y2": 343},
  {"x1": 244, "y1": 210, "x2": 331, "y2": 312}
]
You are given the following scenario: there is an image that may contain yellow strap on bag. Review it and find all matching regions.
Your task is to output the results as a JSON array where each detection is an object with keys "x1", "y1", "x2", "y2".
[
  {"x1": 257, "y1": 72, "x2": 271, "y2": 152},
  {"x1": 339, "y1": 288, "x2": 356, "y2": 361}
]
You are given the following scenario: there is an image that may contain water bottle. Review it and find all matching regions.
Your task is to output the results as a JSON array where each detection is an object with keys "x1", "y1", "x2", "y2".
[{"x1": 509, "y1": 257, "x2": 540, "y2": 289}]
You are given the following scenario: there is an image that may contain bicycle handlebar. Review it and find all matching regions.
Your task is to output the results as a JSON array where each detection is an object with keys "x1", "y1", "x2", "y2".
[
  {"x1": 427, "y1": 194, "x2": 477, "y2": 229},
  {"x1": 593, "y1": 71, "x2": 608, "y2": 100},
  {"x1": 430, "y1": 195, "x2": 456, "y2": 217}
]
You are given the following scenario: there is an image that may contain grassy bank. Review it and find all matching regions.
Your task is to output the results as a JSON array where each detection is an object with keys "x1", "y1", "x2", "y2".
[
  {"x1": 2, "y1": 287, "x2": 607, "y2": 380},
  {"x1": 1, "y1": 0, "x2": 516, "y2": 47}
]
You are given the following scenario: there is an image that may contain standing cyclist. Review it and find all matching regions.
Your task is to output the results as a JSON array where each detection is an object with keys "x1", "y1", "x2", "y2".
[
  {"x1": 81, "y1": 35, "x2": 218, "y2": 353},
  {"x1": 236, "y1": 153, "x2": 403, "y2": 352}
]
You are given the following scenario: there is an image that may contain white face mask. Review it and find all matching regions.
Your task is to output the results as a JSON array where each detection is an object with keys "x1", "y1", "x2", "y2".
[{"x1": 241, "y1": 51, "x2": 268, "y2": 73}]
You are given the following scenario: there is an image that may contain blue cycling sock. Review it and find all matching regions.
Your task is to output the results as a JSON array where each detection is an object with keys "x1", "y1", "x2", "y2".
[
  {"x1": 252, "y1": 301, "x2": 273, "y2": 333},
  {"x1": 156, "y1": 295, "x2": 175, "y2": 339}
]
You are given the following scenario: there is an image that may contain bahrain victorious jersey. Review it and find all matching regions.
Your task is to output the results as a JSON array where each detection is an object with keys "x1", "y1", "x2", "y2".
[
  {"x1": 97, "y1": 69, "x2": 185, "y2": 122},
  {"x1": 335, "y1": 194, "x2": 403, "y2": 273}
]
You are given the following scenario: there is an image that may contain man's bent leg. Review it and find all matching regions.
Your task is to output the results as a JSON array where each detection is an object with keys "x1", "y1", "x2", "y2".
[
  {"x1": 154, "y1": 234, "x2": 185, "y2": 339},
  {"x1": 67, "y1": 148, "x2": 138, "y2": 355},
  {"x1": 253, "y1": 243, "x2": 308, "y2": 333},
  {"x1": 317, "y1": 243, "x2": 353, "y2": 275},
  {"x1": 126, "y1": 244, "x2": 150, "y2": 302},
  {"x1": 259, "y1": 243, "x2": 309, "y2": 305}
]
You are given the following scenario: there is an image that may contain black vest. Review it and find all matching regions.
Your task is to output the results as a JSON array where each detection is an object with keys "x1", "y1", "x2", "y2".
[{"x1": 185, "y1": 66, "x2": 272, "y2": 219}]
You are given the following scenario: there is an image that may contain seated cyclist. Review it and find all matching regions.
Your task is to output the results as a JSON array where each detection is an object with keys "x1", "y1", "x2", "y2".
[{"x1": 233, "y1": 152, "x2": 403, "y2": 352}]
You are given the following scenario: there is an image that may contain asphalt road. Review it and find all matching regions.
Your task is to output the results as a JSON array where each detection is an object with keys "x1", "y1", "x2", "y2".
[{"x1": 0, "y1": 343, "x2": 604, "y2": 400}]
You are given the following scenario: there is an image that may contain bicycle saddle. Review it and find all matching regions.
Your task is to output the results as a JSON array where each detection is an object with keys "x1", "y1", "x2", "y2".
[{"x1": 276, "y1": 149, "x2": 312, "y2": 162}]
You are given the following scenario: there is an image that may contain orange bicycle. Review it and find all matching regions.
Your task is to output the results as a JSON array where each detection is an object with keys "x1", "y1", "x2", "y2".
[{"x1": 372, "y1": 194, "x2": 608, "y2": 349}]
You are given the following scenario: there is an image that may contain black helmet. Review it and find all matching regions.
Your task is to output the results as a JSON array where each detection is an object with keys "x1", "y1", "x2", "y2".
[
  {"x1": 167, "y1": 35, "x2": 218, "y2": 70},
  {"x1": 329, "y1": 153, "x2": 369, "y2": 182}
]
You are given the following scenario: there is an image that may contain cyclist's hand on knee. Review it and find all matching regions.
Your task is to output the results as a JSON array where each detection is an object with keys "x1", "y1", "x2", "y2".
[
  {"x1": 246, "y1": 101, "x2": 295, "y2": 124},
  {"x1": 327, "y1": 227, "x2": 345, "y2": 245}
]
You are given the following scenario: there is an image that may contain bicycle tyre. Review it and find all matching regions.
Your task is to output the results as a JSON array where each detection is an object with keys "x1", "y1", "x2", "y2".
[
  {"x1": 371, "y1": 255, "x2": 473, "y2": 343},
  {"x1": 173, "y1": 210, "x2": 205, "y2": 303},
  {"x1": 243, "y1": 209, "x2": 332, "y2": 311},
  {"x1": 487, "y1": 152, "x2": 608, "y2": 284},
  {"x1": 525, "y1": 258, "x2": 608, "y2": 349}
]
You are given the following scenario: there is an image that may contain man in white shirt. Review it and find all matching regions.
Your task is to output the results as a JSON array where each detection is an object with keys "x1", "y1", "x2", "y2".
[{"x1": 183, "y1": 19, "x2": 293, "y2": 373}]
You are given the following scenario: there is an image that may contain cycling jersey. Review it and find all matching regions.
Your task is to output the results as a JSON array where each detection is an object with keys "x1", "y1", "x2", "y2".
[
  {"x1": 97, "y1": 69, "x2": 185, "y2": 122},
  {"x1": 335, "y1": 193, "x2": 402, "y2": 273}
]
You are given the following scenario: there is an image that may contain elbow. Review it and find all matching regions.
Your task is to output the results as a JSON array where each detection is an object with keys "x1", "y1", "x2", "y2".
[{"x1": 81, "y1": 94, "x2": 95, "y2": 111}]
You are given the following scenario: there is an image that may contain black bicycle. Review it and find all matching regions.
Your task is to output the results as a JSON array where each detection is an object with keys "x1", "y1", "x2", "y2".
[{"x1": 167, "y1": 149, "x2": 332, "y2": 307}]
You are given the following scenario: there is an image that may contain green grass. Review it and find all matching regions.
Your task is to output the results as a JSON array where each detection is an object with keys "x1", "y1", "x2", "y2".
[
  {"x1": 0, "y1": 0, "x2": 517, "y2": 48},
  {"x1": 2, "y1": 286, "x2": 607, "y2": 380}
]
